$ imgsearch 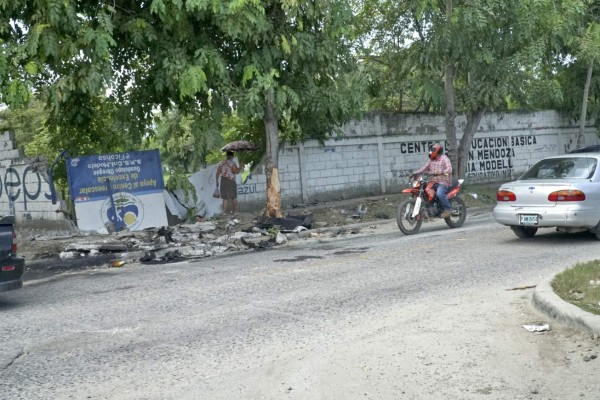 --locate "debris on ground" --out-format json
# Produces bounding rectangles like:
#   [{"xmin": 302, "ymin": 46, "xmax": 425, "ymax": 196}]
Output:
[
  {"xmin": 506, "ymin": 285, "xmax": 537, "ymax": 291},
  {"xmin": 20, "ymin": 212, "xmax": 322, "ymax": 267},
  {"xmin": 19, "ymin": 191, "xmax": 498, "ymax": 269},
  {"xmin": 110, "ymin": 261, "xmax": 126, "ymax": 268},
  {"xmin": 523, "ymin": 323, "xmax": 551, "ymax": 333},
  {"xmin": 339, "ymin": 204, "xmax": 368, "ymax": 219}
]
